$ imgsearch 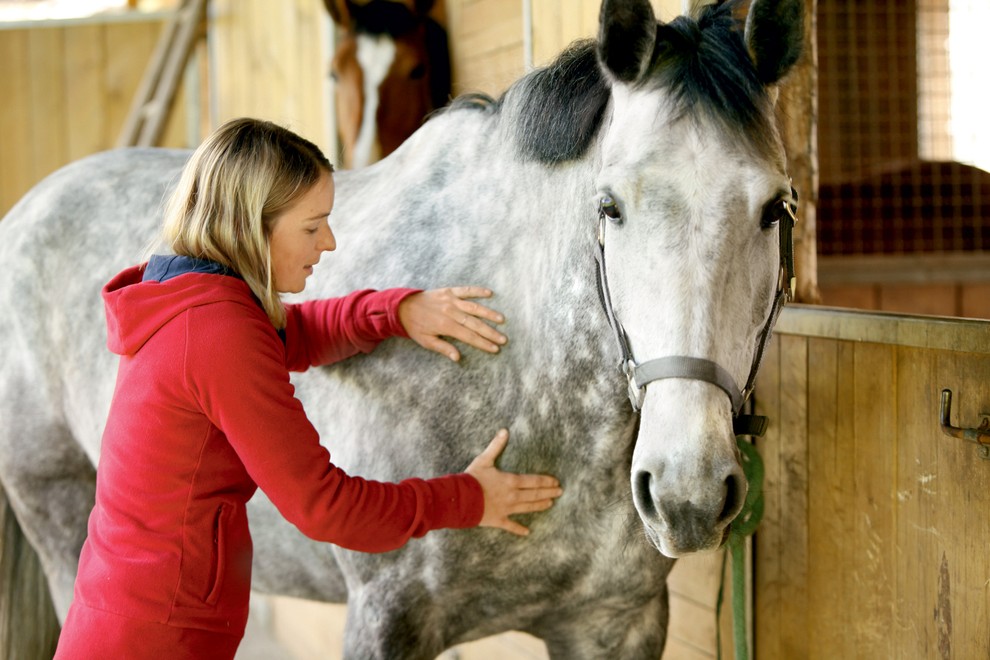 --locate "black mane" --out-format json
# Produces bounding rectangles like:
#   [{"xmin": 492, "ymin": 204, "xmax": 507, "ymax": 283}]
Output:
[{"xmin": 448, "ymin": 2, "xmax": 778, "ymax": 164}]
